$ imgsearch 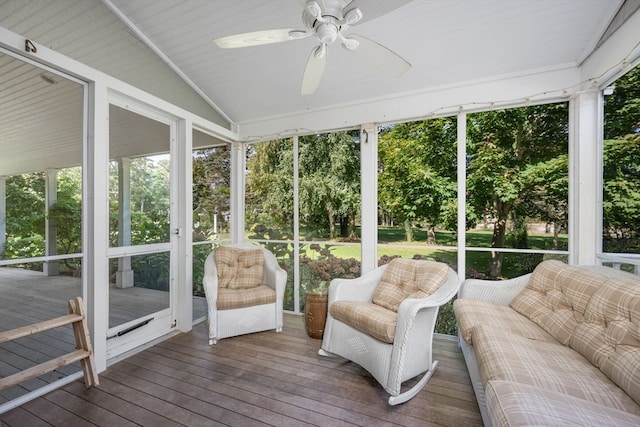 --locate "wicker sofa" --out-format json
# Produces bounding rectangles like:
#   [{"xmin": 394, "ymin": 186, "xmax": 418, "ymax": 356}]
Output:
[{"xmin": 453, "ymin": 260, "xmax": 640, "ymax": 426}]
